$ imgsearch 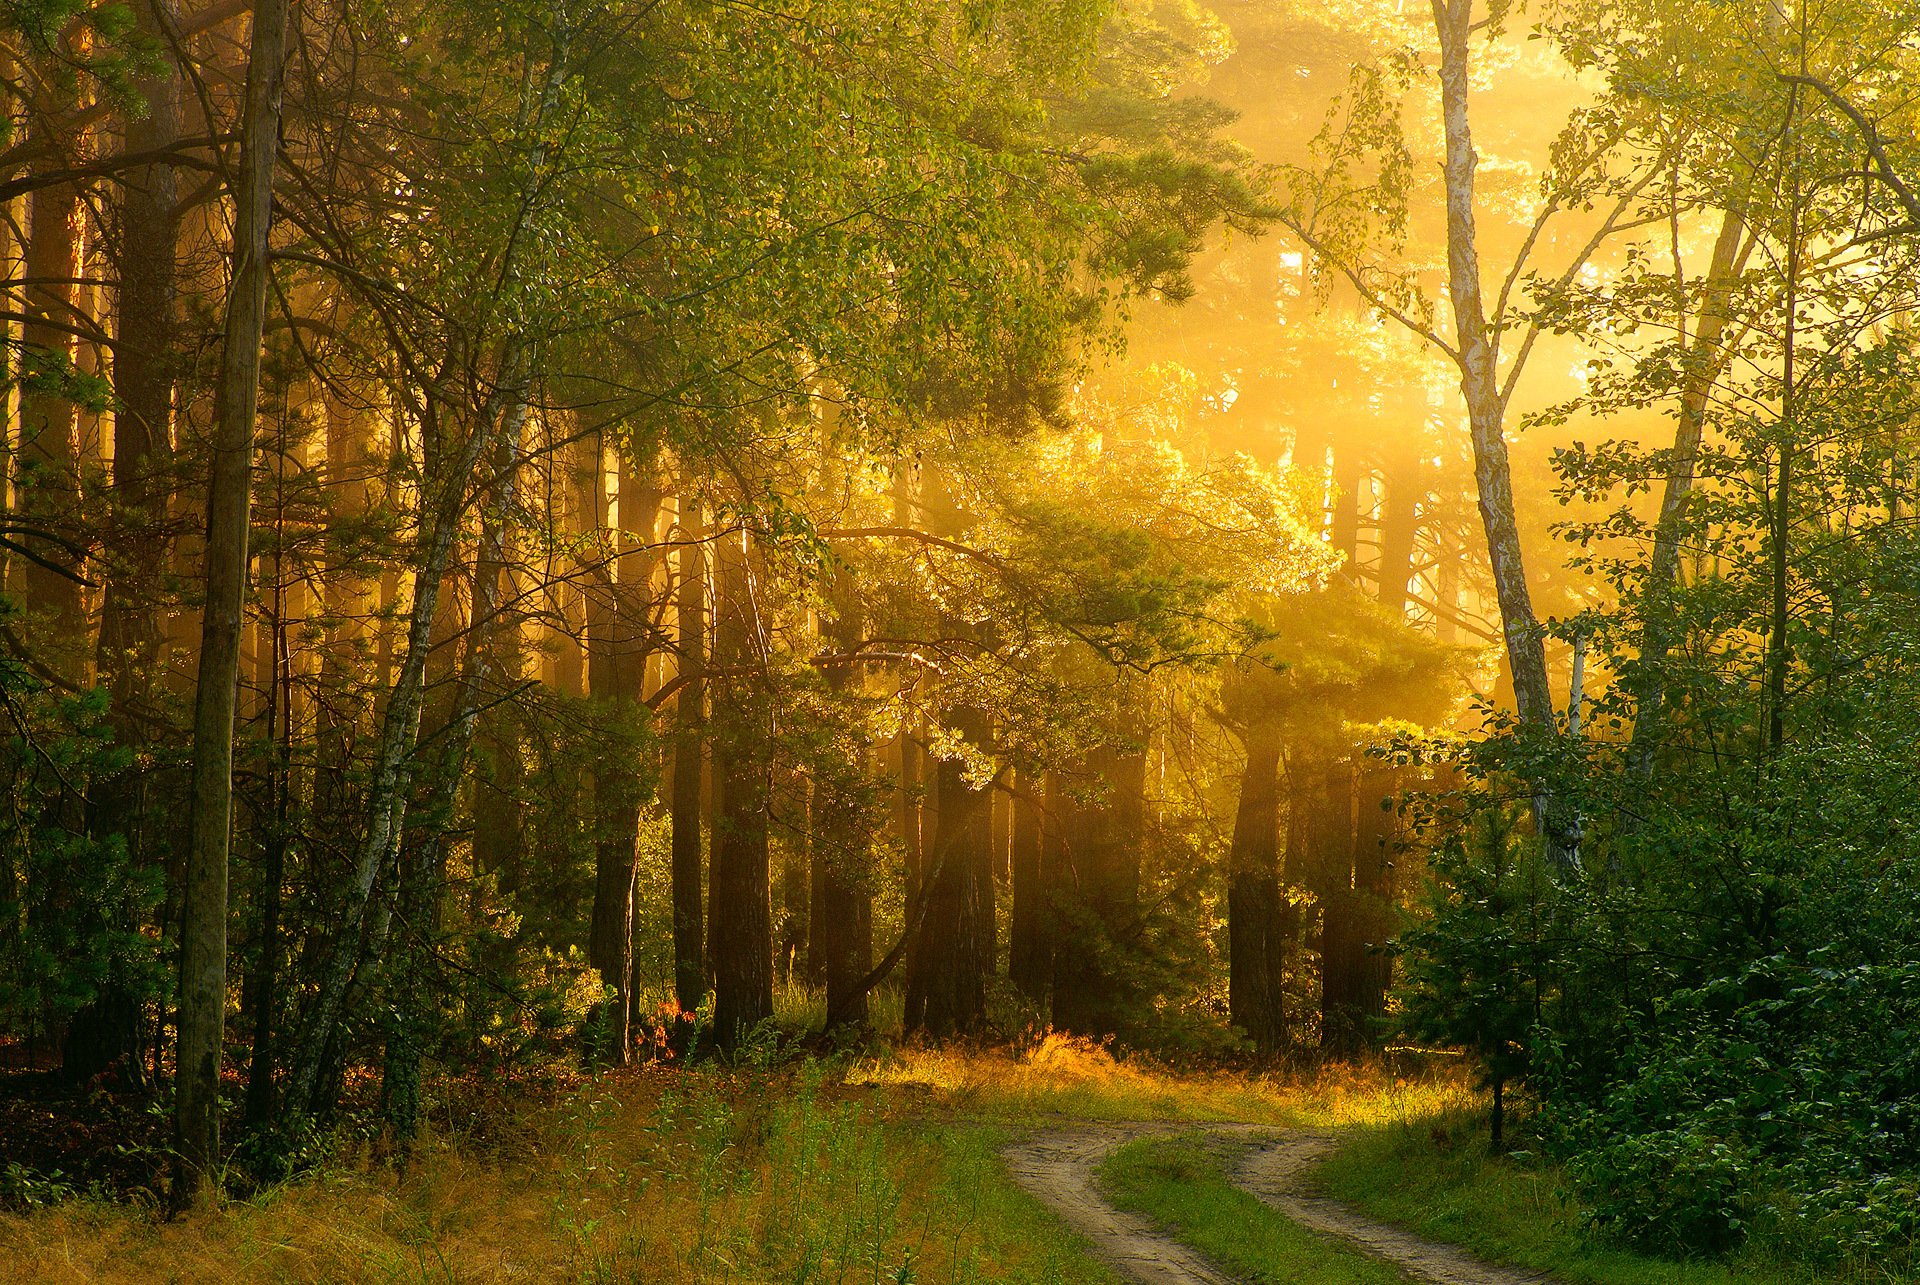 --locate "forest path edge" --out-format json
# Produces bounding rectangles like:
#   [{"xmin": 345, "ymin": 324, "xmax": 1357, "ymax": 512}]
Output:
[
  {"xmin": 1001, "ymin": 1122, "xmax": 1238, "ymax": 1285},
  {"xmin": 1233, "ymin": 1129, "xmax": 1556, "ymax": 1285},
  {"xmin": 1001, "ymin": 1121, "xmax": 1558, "ymax": 1285}
]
